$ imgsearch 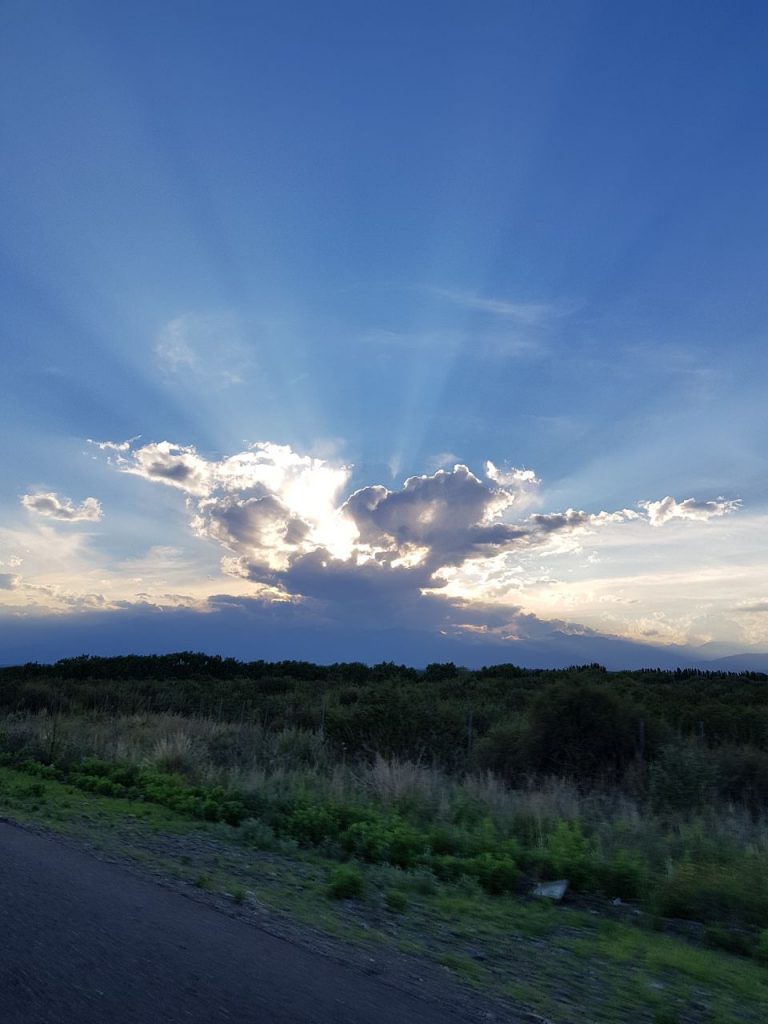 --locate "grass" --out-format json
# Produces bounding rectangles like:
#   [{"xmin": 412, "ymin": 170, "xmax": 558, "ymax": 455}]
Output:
[{"xmin": 435, "ymin": 952, "xmax": 488, "ymax": 987}]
